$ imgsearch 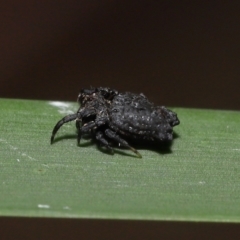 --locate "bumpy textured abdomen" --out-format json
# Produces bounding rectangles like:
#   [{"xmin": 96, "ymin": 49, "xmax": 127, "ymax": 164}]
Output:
[{"xmin": 109, "ymin": 92, "xmax": 178, "ymax": 141}]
